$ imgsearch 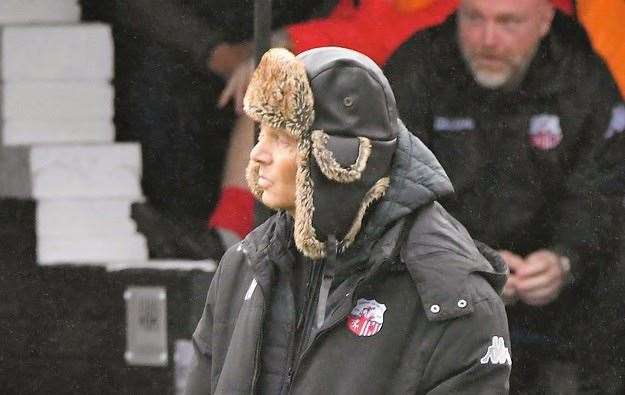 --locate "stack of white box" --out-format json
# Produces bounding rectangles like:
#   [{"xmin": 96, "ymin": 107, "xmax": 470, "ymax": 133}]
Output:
[{"xmin": 0, "ymin": 0, "xmax": 148, "ymax": 264}]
